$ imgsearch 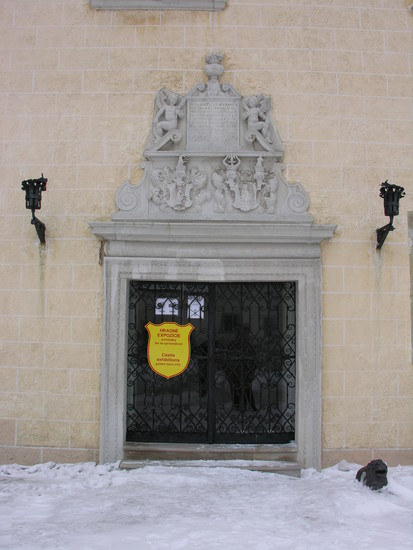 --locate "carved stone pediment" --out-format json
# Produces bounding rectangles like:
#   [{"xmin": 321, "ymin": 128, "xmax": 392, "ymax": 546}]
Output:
[{"xmin": 112, "ymin": 52, "xmax": 311, "ymax": 222}]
